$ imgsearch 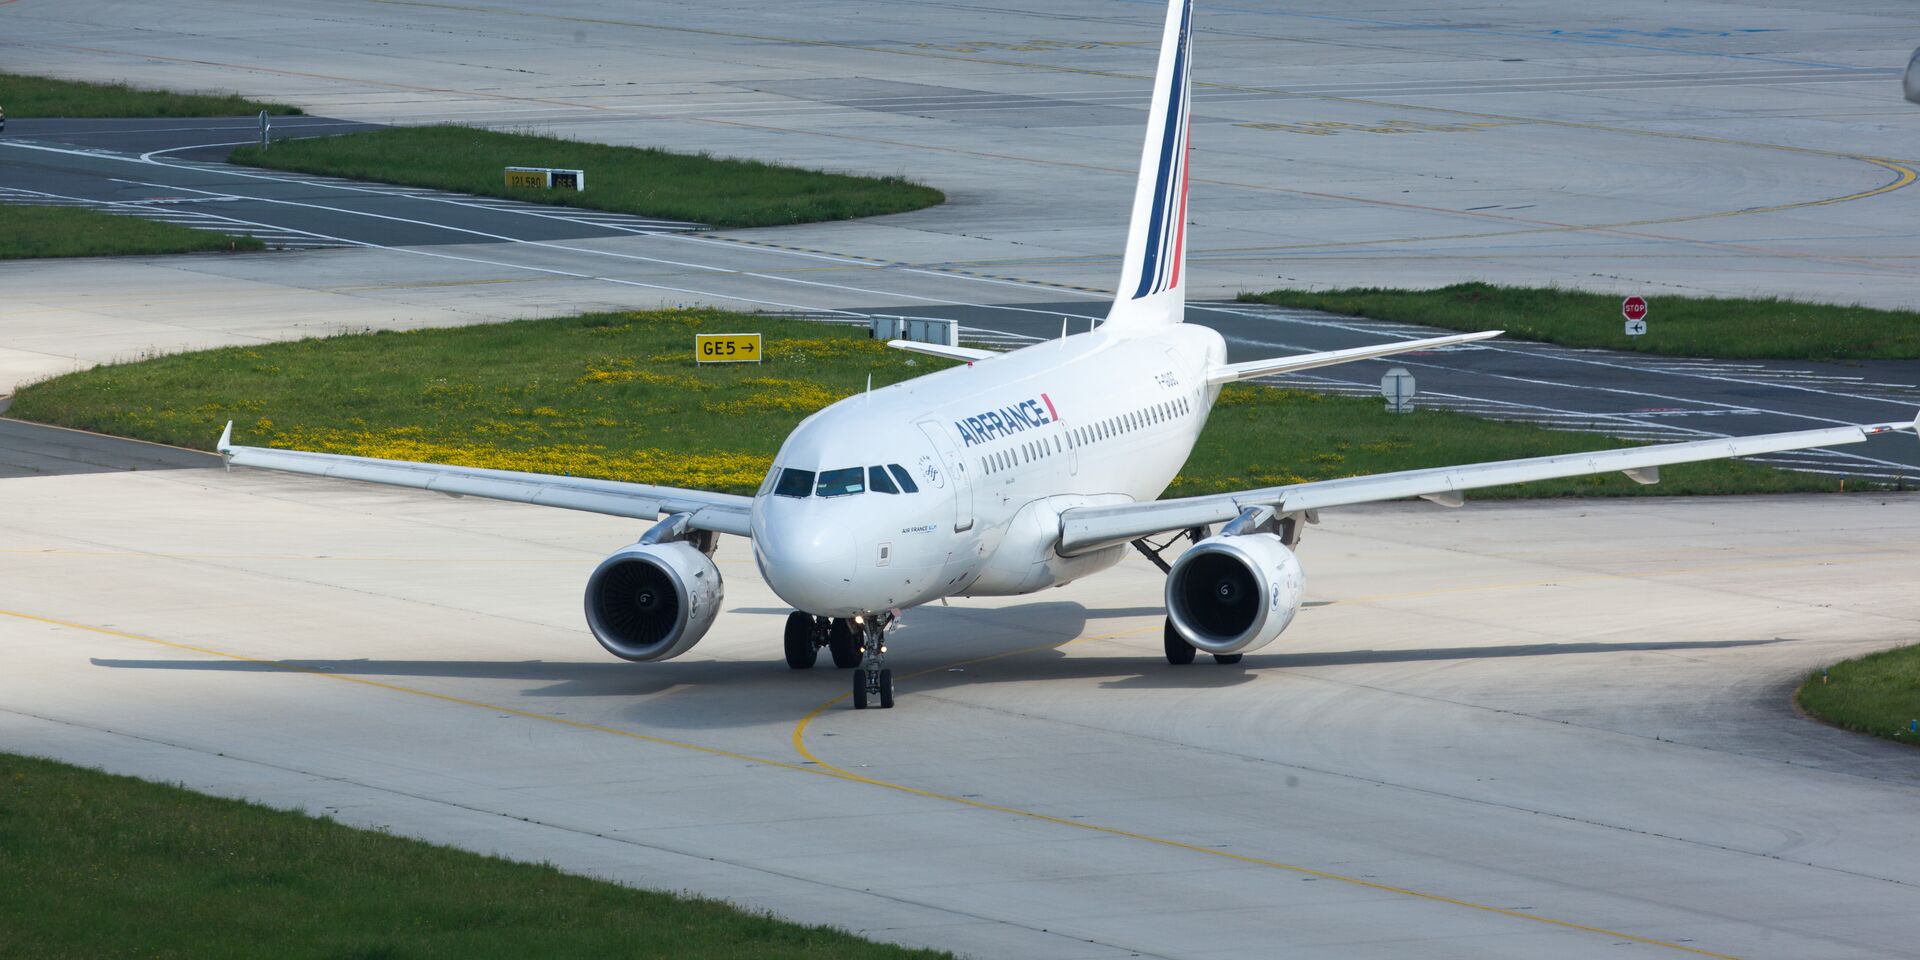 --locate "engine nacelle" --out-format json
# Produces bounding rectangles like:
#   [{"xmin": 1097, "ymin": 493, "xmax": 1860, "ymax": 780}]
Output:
[
  {"xmin": 583, "ymin": 541, "xmax": 722, "ymax": 661},
  {"xmin": 1165, "ymin": 533, "xmax": 1304, "ymax": 656}
]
